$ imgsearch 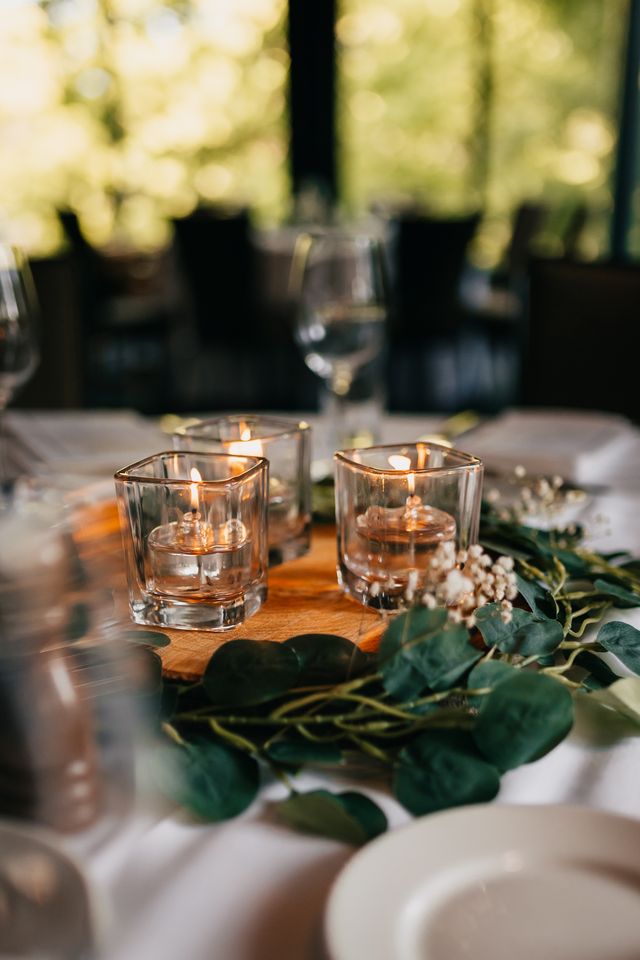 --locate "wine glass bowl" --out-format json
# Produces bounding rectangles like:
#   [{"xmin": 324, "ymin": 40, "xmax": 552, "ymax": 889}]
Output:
[
  {"xmin": 0, "ymin": 245, "xmax": 39, "ymax": 411},
  {"xmin": 291, "ymin": 231, "xmax": 387, "ymax": 450}
]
